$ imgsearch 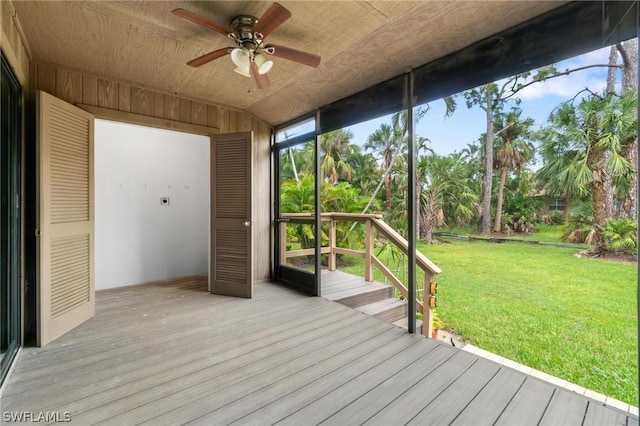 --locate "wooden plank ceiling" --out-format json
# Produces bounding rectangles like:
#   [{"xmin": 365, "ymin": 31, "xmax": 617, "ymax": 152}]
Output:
[{"xmin": 13, "ymin": 1, "xmax": 565, "ymax": 126}]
